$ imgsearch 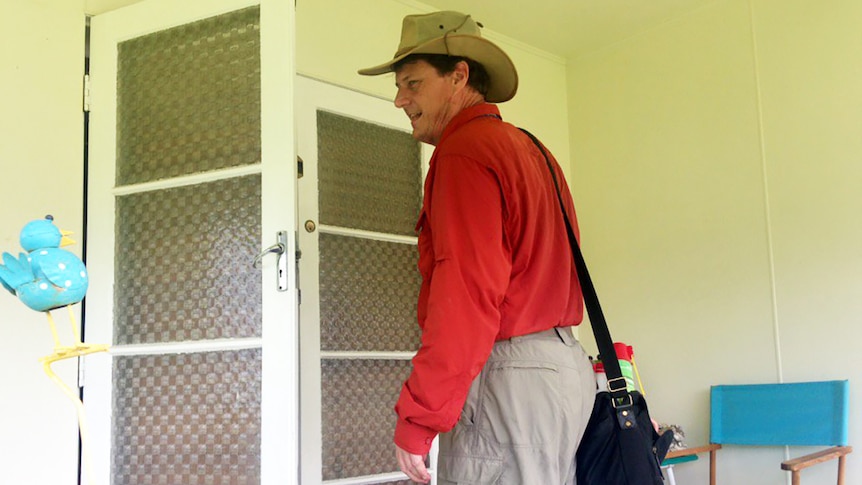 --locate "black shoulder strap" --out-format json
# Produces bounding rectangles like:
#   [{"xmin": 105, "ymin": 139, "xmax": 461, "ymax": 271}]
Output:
[{"xmin": 519, "ymin": 128, "xmax": 629, "ymax": 402}]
